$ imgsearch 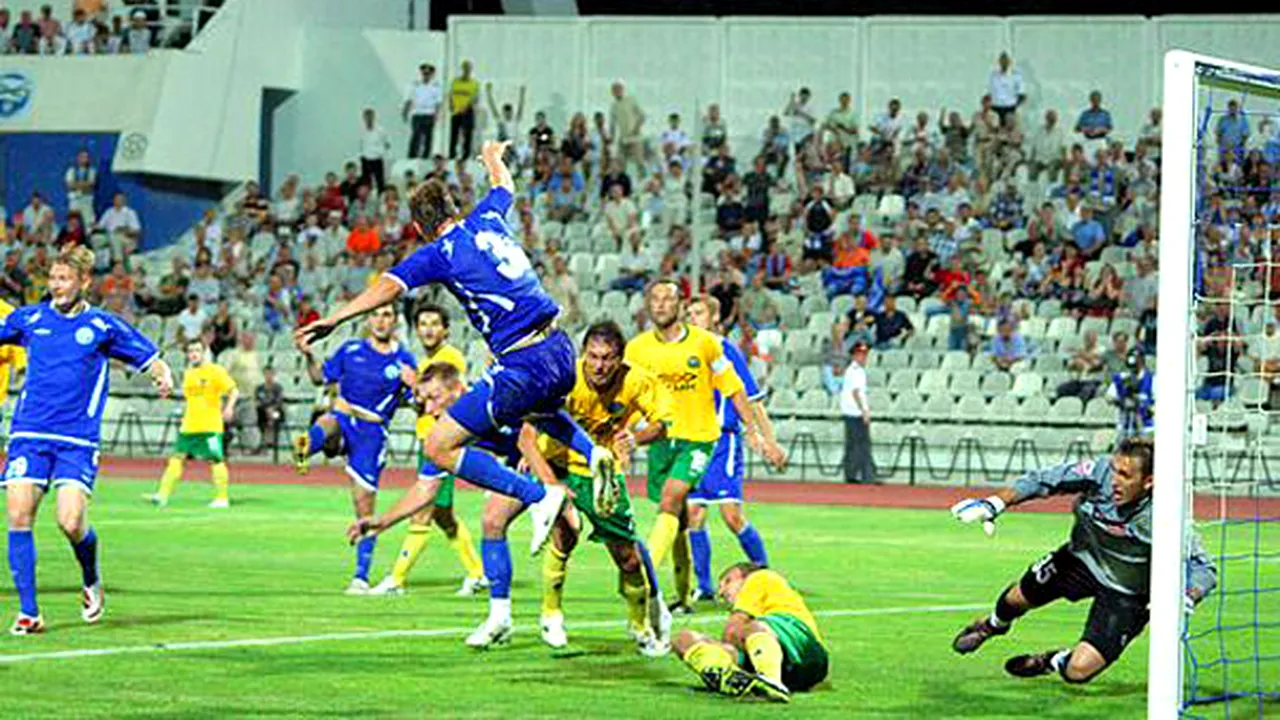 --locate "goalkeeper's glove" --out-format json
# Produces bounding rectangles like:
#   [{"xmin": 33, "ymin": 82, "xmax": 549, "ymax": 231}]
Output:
[{"xmin": 950, "ymin": 496, "xmax": 1007, "ymax": 532}]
